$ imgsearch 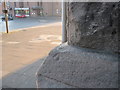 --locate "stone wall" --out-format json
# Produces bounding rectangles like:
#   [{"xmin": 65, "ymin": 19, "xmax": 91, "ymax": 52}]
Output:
[{"xmin": 66, "ymin": 2, "xmax": 119, "ymax": 53}]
